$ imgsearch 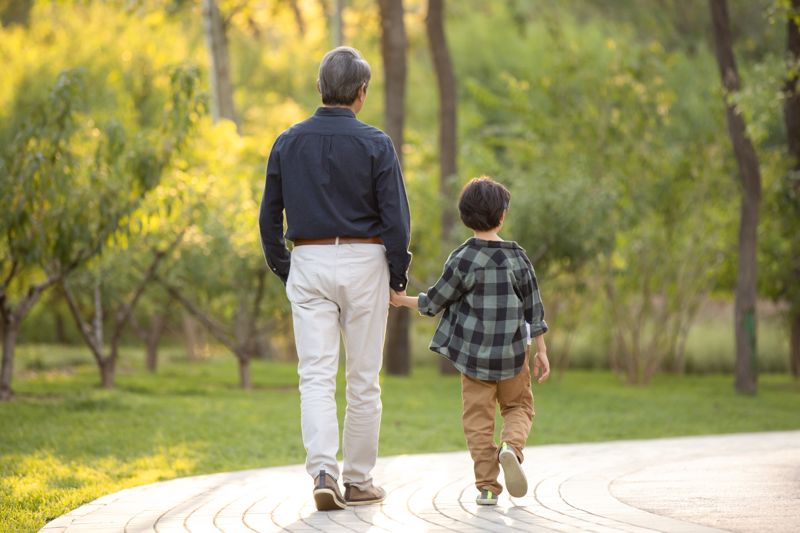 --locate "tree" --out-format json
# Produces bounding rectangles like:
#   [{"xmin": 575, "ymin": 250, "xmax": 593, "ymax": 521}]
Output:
[
  {"xmin": 160, "ymin": 267, "xmax": 271, "ymax": 388},
  {"xmin": 130, "ymin": 293, "xmax": 172, "ymax": 373},
  {"xmin": 426, "ymin": 0, "xmax": 457, "ymax": 244},
  {"xmin": 157, "ymin": 120, "xmax": 289, "ymax": 389},
  {"xmin": 326, "ymin": 0, "xmax": 345, "ymax": 47},
  {"xmin": 378, "ymin": 0, "xmax": 411, "ymax": 375},
  {"xmin": 62, "ymin": 233, "xmax": 184, "ymax": 388},
  {"xmin": 0, "ymin": 0, "xmax": 33, "ymax": 26},
  {"xmin": 426, "ymin": 0, "xmax": 459, "ymax": 374},
  {"xmin": 781, "ymin": 0, "xmax": 800, "ymax": 377},
  {"xmin": 53, "ymin": 64, "xmax": 202, "ymax": 390},
  {"xmin": 0, "ymin": 64, "xmax": 201, "ymax": 399},
  {"xmin": 709, "ymin": 0, "xmax": 762, "ymax": 394},
  {"xmin": 453, "ymin": 4, "xmax": 733, "ymax": 381},
  {"xmin": 203, "ymin": 0, "xmax": 239, "ymax": 131}
]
